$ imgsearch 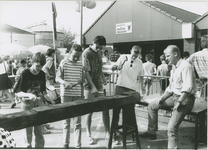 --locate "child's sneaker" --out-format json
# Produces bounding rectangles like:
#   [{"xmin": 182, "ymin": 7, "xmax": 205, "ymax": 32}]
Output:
[{"xmin": 88, "ymin": 136, "xmax": 96, "ymax": 145}]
